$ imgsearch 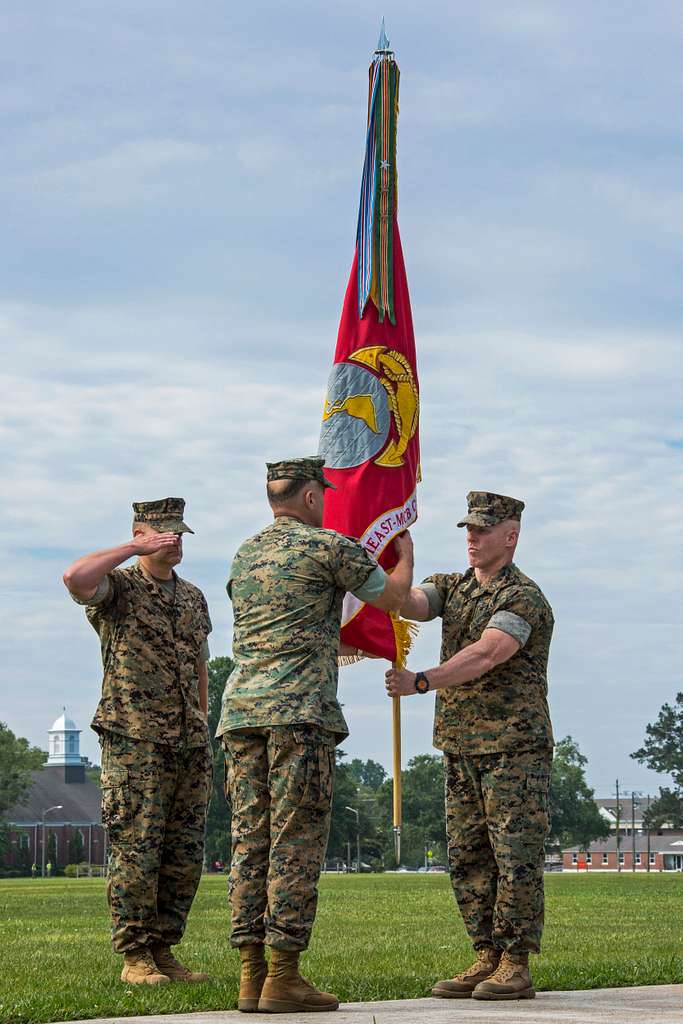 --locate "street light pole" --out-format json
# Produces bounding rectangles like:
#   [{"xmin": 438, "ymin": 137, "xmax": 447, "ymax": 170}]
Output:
[
  {"xmin": 625, "ymin": 790, "xmax": 643, "ymax": 871},
  {"xmin": 614, "ymin": 780, "xmax": 622, "ymax": 872},
  {"xmin": 345, "ymin": 806, "xmax": 360, "ymax": 872},
  {"xmin": 41, "ymin": 805, "xmax": 62, "ymax": 878}
]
